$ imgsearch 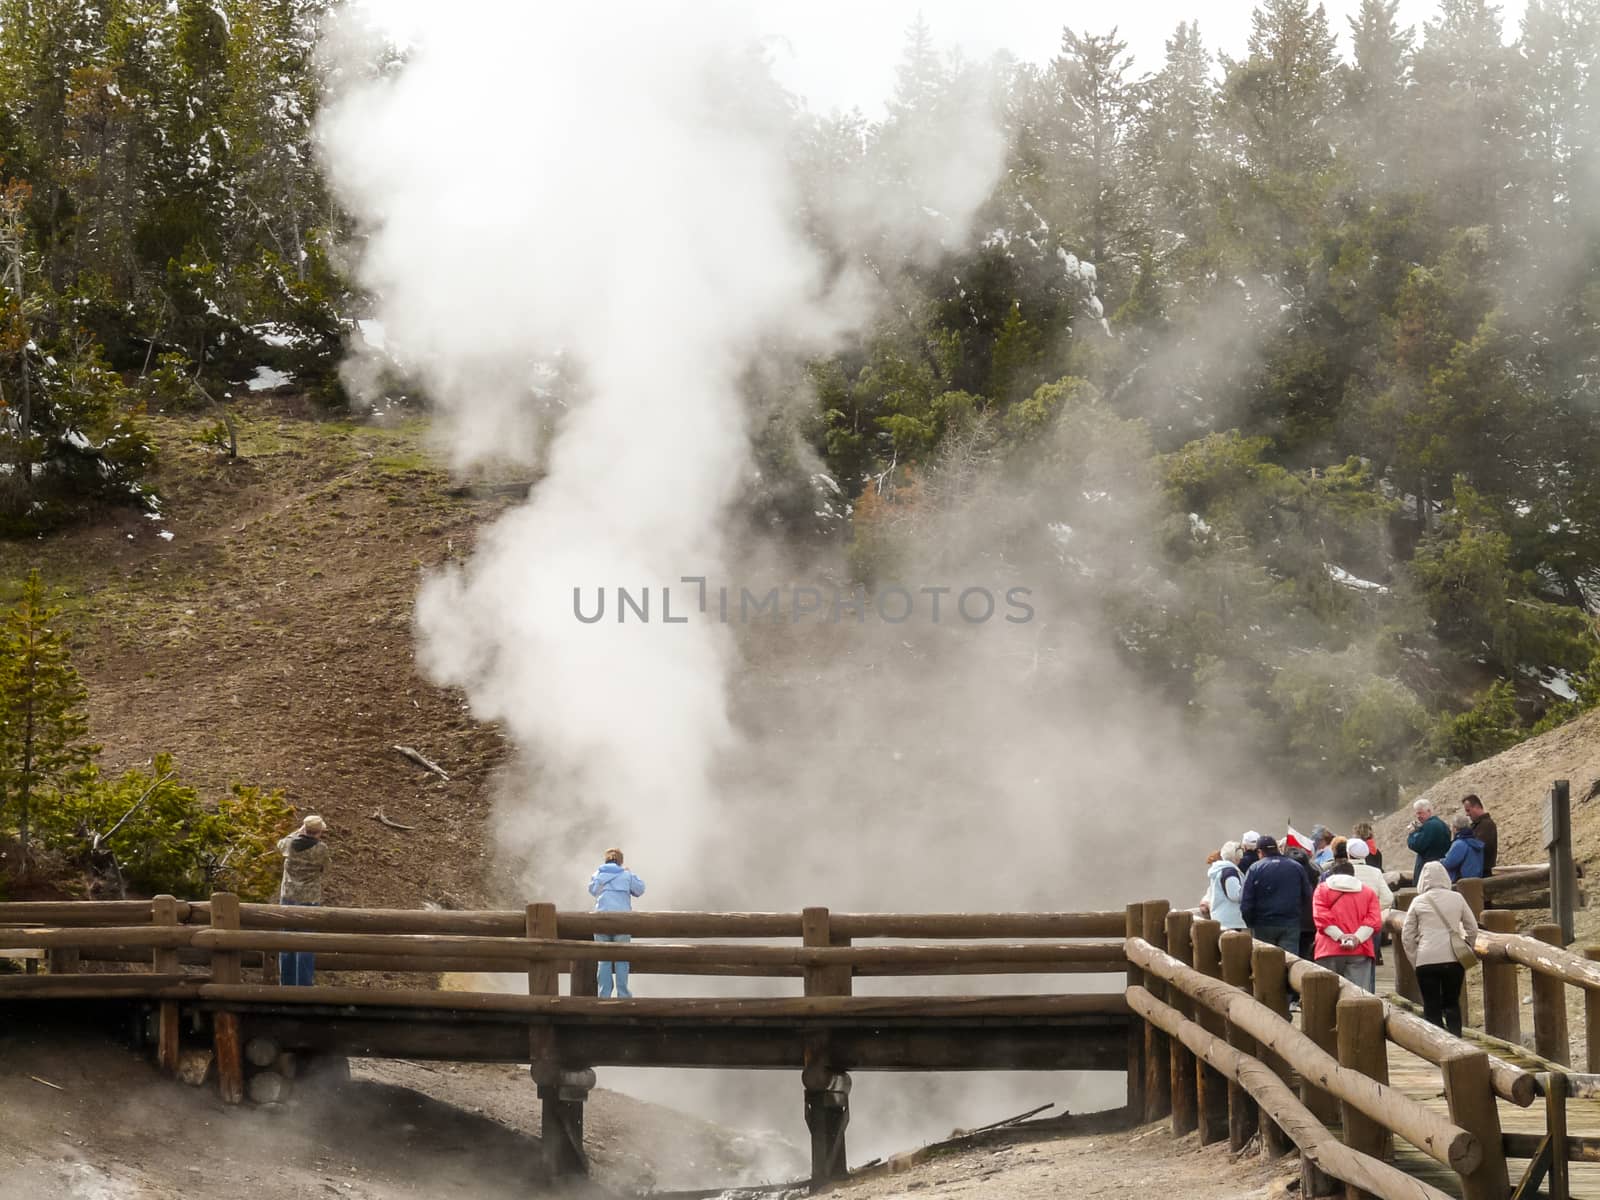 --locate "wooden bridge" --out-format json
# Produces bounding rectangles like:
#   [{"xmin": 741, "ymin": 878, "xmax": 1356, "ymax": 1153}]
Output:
[{"xmin": 4, "ymin": 889, "xmax": 1600, "ymax": 1198}]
